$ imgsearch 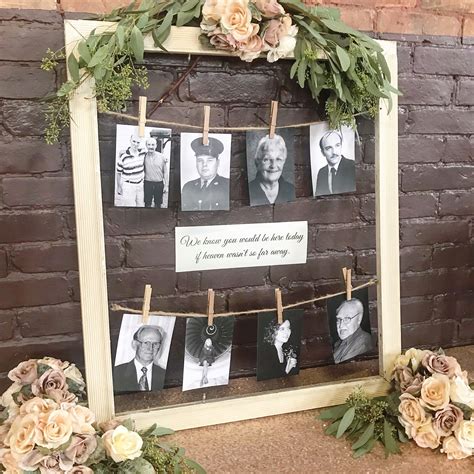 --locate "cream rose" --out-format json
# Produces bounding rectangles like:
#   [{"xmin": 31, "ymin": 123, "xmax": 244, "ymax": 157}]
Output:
[
  {"xmin": 450, "ymin": 375, "xmax": 474, "ymax": 409},
  {"xmin": 262, "ymin": 16, "xmax": 291, "ymax": 48},
  {"xmin": 64, "ymin": 404, "xmax": 96, "ymax": 435},
  {"xmin": 0, "ymin": 423, "xmax": 11, "ymax": 448},
  {"xmin": 433, "ymin": 404, "xmax": 463, "ymax": 437},
  {"xmin": 6, "ymin": 413, "xmax": 37, "ymax": 457},
  {"xmin": 455, "ymin": 420, "xmax": 474, "ymax": 454},
  {"xmin": 394, "ymin": 348, "xmax": 430, "ymax": 372},
  {"xmin": 253, "ymin": 0, "xmax": 285, "ymax": 18},
  {"xmin": 420, "ymin": 373, "xmax": 450, "ymax": 411},
  {"xmin": 441, "ymin": 435, "xmax": 471, "ymax": 460},
  {"xmin": 266, "ymin": 25, "xmax": 297, "ymax": 62},
  {"xmin": 20, "ymin": 397, "xmax": 57, "ymax": 417},
  {"xmin": 413, "ymin": 421, "xmax": 440, "ymax": 449},
  {"xmin": 238, "ymin": 24, "xmax": 263, "ymax": 62},
  {"xmin": 202, "ymin": 0, "xmax": 228, "ymax": 23},
  {"xmin": 35, "ymin": 409, "xmax": 73, "ymax": 449},
  {"xmin": 0, "ymin": 448, "xmax": 21, "ymax": 473},
  {"xmin": 8, "ymin": 360, "xmax": 38, "ymax": 385},
  {"xmin": 0, "ymin": 383, "xmax": 22, "ymax": 409},
  {"xmin": 63, "ymin": 364, "xmax": 85, "ymax": 388},
  {"xmin": 102, "ymin": 425, "xmax": 143, "ymax": 463},
  {"xmin": 398, "ymin": 392, "xmax": 430, "ymax": 438},
  {"xmin": 221, "ymin": 0, "xmax": 254, "ymax": 42},
  {"xmin": 422, "ymin": 353, "xmax": 461, "ymax": 379}
]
